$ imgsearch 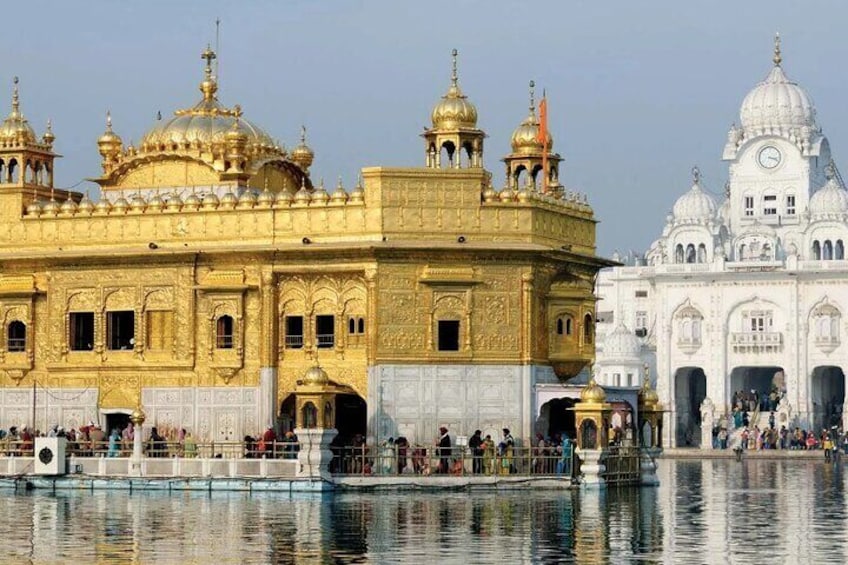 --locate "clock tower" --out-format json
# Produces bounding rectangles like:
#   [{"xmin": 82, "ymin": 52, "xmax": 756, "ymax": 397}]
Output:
[{"xmin": 721, "ymin": 35, "xmax": 830, "ymax": 256}]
